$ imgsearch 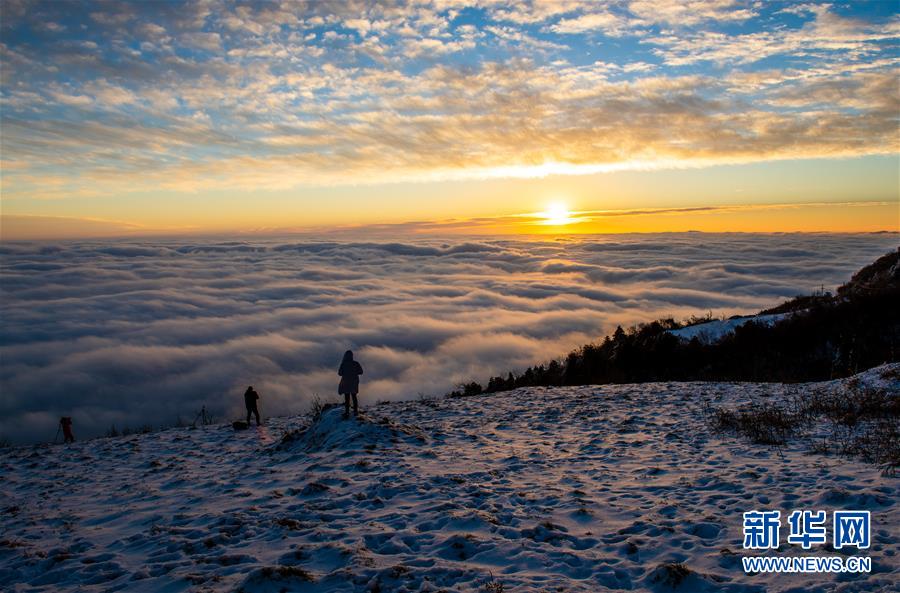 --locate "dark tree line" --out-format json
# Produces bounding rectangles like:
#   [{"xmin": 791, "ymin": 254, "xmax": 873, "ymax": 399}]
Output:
[{"xmin": 449, "ymin": 249, "xmax": 900, "ymax": 397}]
